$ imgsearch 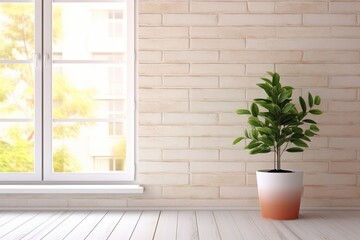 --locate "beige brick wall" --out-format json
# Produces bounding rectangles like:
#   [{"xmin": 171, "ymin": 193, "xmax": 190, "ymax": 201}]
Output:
[
  {"xmin": 3, "ymin": 0, "xmax": 359, "ymax": 209},
  {"xmin": 133, "ymin": 0, "xmax": 360, "ymax": 208}
]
